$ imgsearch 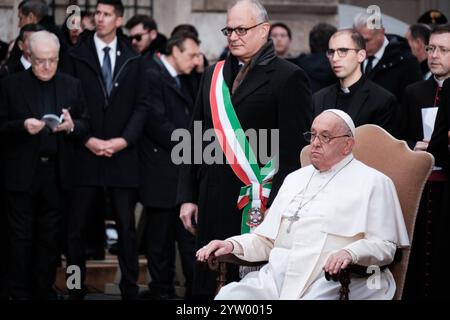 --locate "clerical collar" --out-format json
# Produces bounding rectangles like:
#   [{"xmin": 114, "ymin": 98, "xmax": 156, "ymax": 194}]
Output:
[
  {"xmin": 434, "ymin": 76, "xmax": 445, "ymax": 88},
  {"xmin": 318, "ymin": 153, "xmax": 354, "ymax": 175},
  {"xmin": 339, "ymin": 75, "xmax": 366, "ymax": 95}
]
